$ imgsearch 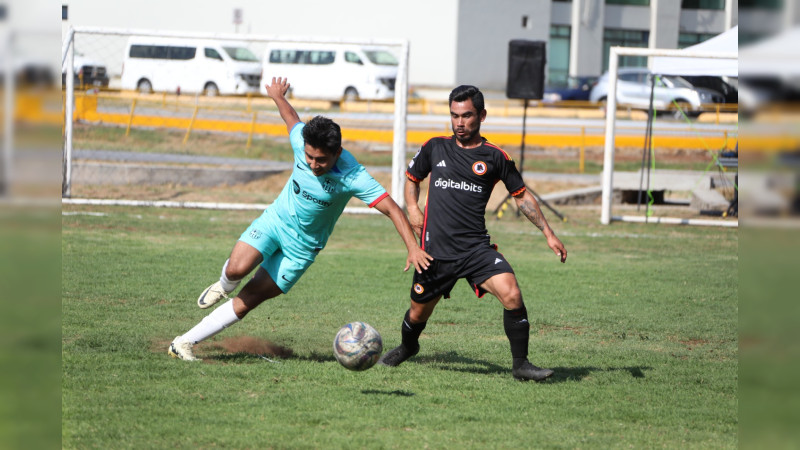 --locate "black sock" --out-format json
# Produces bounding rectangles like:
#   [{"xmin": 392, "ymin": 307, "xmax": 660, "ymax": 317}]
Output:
[
  {"xmin": 504, "ymin": 306, "xmax": 530, "ymax": 369},
  {"xmin": 400, "ymin": 309, "xmax": 426, "ymax": 353}
]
